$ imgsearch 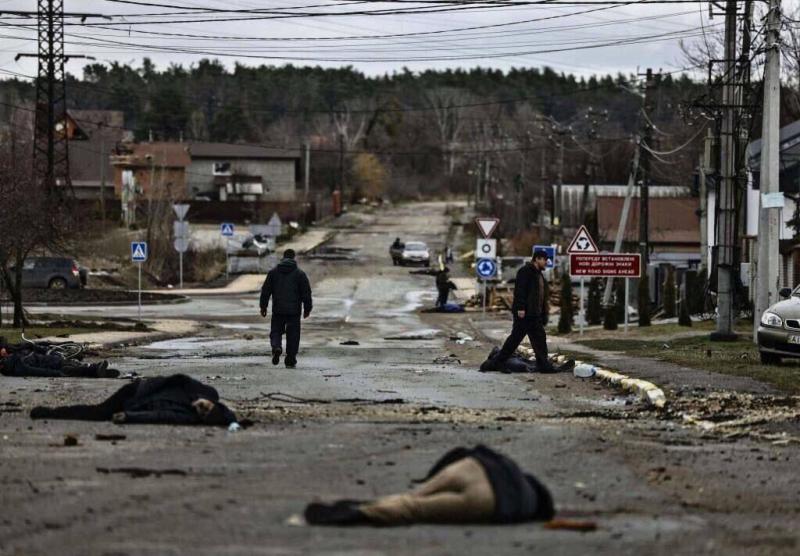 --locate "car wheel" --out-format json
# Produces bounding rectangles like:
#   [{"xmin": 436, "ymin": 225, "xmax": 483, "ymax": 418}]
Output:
[
  {"xmin": 49, "ymin": 277, "xmax": 67, "ymax": 290},
  {"xmin": 760, "ymin": 352, "xmax": 781, "ymax": 365}
]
